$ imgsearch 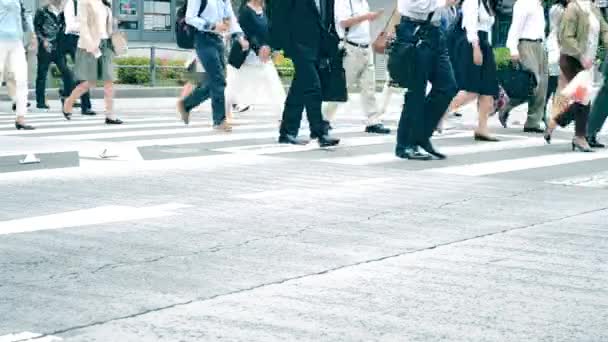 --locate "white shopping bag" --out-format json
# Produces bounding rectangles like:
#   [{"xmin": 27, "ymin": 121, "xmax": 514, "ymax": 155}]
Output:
[{"xmin": 561, "ymin": 69, "xmax": 593, "ymax": 105}]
